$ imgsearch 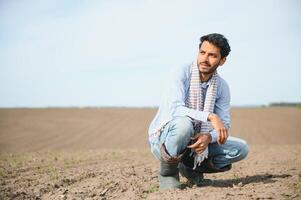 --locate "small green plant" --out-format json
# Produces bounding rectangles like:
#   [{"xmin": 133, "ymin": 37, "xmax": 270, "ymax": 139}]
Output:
[
  {"xmin": 45, "ymin": 165, "xmax": 60, "ymax": 181},
  {"xmin": 147, "ymin": 185, "xmax": 158, "ymax": 193},
  {"xmin": 233, "ymin": 173, "xmax": 240, "ymax": 179},
  {"xmin": 111, "ymin": 151, "xmax": 120, "ymax": 160}
]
